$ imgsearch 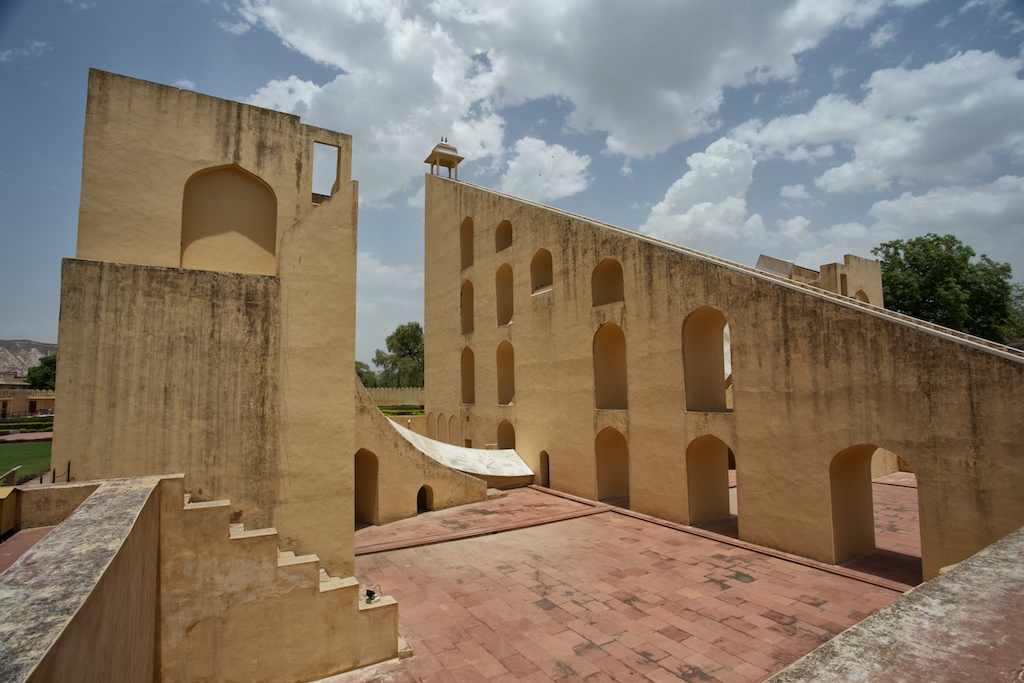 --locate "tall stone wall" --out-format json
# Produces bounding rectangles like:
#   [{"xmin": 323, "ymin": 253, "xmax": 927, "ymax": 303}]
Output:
[
  {"xmin": 424, "ymin": 174, "xmax": 1024, "ymax": 579},
  {"xmin": 54, "ymin": 259, "xmax": 281, "ymax": 528}
]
